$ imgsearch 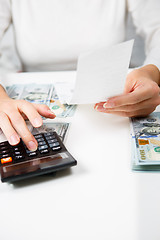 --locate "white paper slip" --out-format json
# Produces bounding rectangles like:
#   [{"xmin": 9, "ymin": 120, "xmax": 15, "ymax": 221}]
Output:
[{"xmin": 55, "ymin": 40, "xmax": 134, "ymax": 104}]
